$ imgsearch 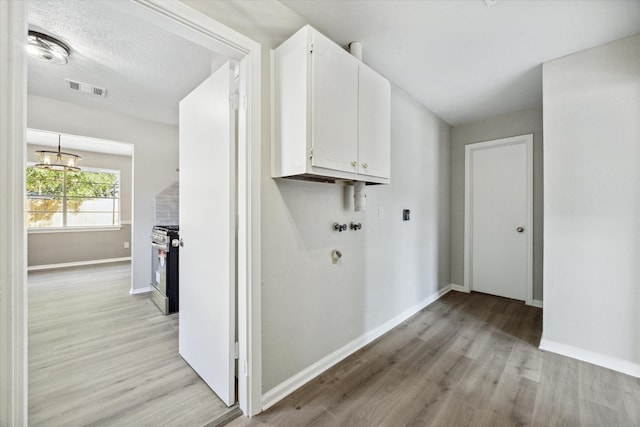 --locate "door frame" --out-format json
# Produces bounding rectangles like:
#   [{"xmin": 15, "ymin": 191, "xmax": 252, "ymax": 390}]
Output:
[
  {"xmin": 463, "ymin": 134, "xmax": 533, "ymax": 305},
  {"xmin": 0, "ymin": 0, "xmax": 263, "ymax": 423},
  {"xmin": 0, "ymin": 2, "xmax": 28, "ymax": 424}
]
